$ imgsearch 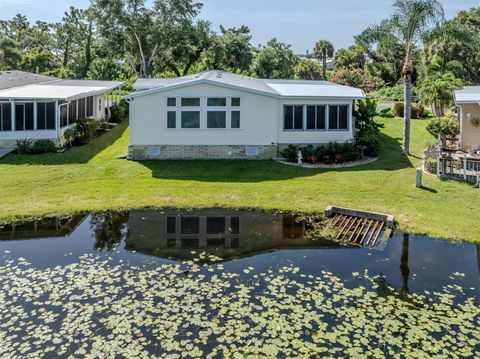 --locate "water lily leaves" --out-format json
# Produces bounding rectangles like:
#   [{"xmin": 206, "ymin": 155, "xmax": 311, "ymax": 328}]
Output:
[{"xmin": 0, "ymin": 254, "xmax": 478, "ymax": 358}]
